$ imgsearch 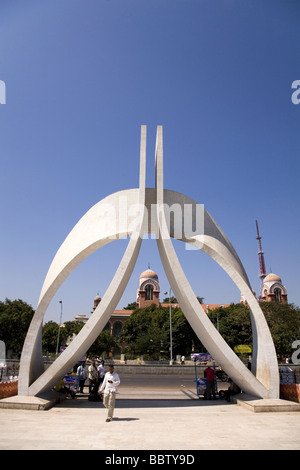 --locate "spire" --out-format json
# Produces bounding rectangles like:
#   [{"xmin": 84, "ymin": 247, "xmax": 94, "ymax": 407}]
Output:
[{"xmin": 255, "ymin": 220, "xmax": 266, "ymax": 286}]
